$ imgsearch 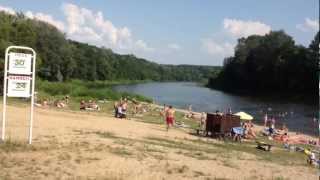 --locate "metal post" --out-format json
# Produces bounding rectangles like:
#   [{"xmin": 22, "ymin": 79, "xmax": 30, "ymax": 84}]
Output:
[
  {"xmin": 1, "ymin": 48, "xmax": 9, "ymax": 141},
  {"xmin": 29, "ymin": 51, "xmax": 36, "ymax": 144}
]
